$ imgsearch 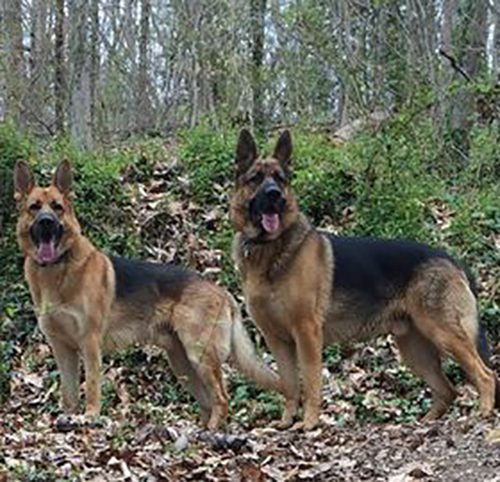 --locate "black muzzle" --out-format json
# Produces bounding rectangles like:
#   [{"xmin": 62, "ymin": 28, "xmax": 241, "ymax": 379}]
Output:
[
  {"xmin": 249, "ymin": 179, "xmax": 286, "ymax": 224},
  {"xmin": 30, "ymin": 212, "xmax": 63, "ymax": 246}
]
